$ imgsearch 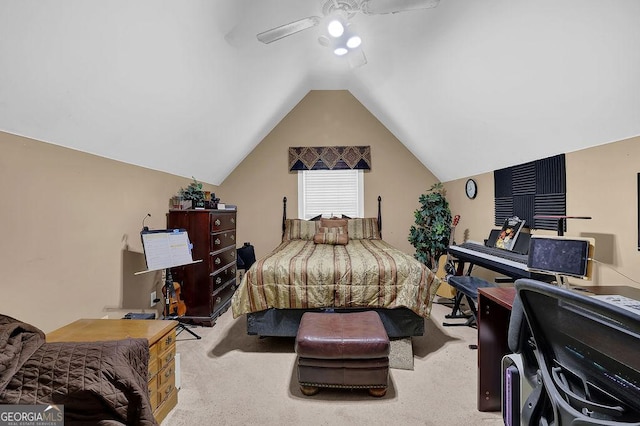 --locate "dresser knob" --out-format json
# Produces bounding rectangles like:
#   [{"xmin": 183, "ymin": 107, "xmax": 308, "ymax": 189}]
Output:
[
  {"xmin": 216, "ymin": 277, "xmax": 222, "ymax": 285},
  {"xmin": 231, "ymin": 218, "xmax": 235, "ymax": 224},
  {"xmin": 231, "ymin": 251, "xmax": 235, "ymax": 258},
  {"xmin": 214, "ymin": 238, "xmax": 220, "ymax": 245},
  {"xmin": 215, "ymin": 219, "xmax": 221, "ymax": 226},
  {"xmin": 216, "ymin": 297, "xmax": 221, "ymax": 304},
  {"xmin": 165, "ymin": 336, "xmax": 173, "ymax": 345},
  {"xmin": 215, "ymin": 258, "xmax": 221, "ymax": 265},
  {"xmin": 230, "ymin": 235, "xmax": 235, "ymax": 240}
]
